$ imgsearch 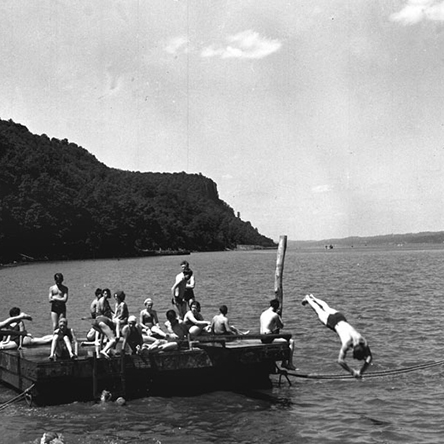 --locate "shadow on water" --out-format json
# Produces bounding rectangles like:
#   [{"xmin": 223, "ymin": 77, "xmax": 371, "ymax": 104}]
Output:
[{"xmin": 232, "ymin": 388, "xmax": 295, "ymax": 409}]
